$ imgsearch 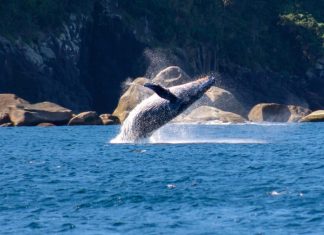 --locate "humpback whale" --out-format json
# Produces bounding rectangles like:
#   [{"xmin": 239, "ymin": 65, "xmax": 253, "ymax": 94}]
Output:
[{"xmin": 113, "ymin": 76, "xmax": 216, "ymax": 142}]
